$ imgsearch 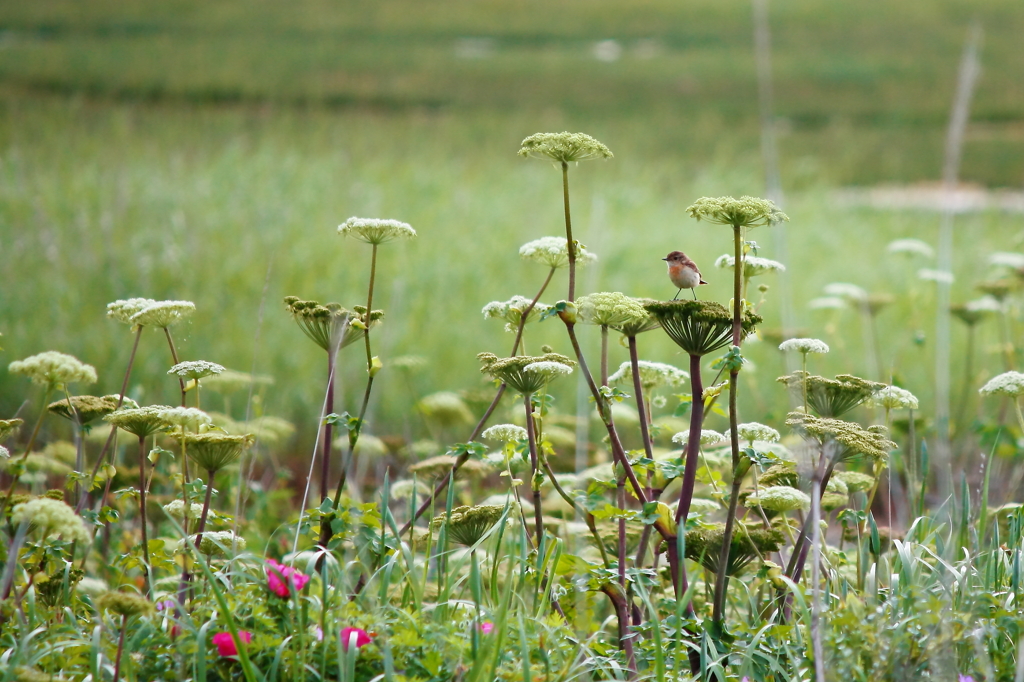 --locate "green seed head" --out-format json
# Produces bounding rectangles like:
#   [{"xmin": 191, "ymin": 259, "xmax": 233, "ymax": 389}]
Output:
[{"xmin": 518, "ymin": 132, "xmax": 612, "ymax": 164}]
